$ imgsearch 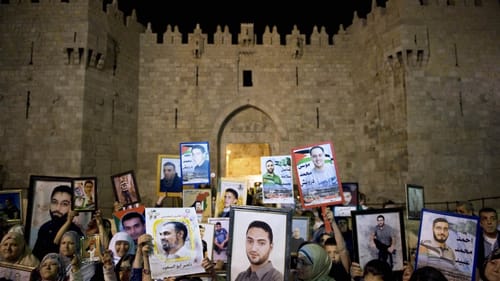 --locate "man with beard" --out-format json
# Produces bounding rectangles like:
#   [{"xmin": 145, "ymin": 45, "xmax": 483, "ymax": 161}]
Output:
[
  {"xmin": 32, "ymin": 185, "xmax": 83, "ymax": 260},
  {"xmin": 370, "ymin": 215, "xmax": 396, "ymax": 268},
  {"xmin": 158, "ymin": 221, "xmax": 192, "ymax": 259},
  {"xmin": 235, "ymin": 220, "xmax": 283, "ymax": 281},
  {"xmin": 418, "ymin": 217, "xmax": 457, "ymax": 270}
]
